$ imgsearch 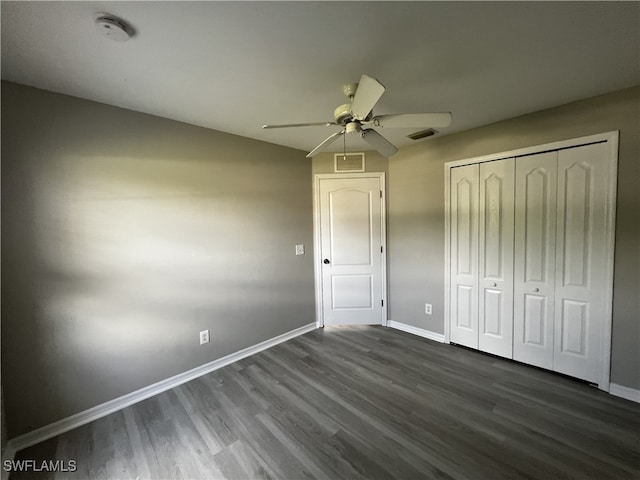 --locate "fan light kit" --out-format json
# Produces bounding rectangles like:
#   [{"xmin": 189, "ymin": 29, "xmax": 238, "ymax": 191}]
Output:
[
  {"xmin": 94, "ymin": 14, "xmax": 133, "ymax": 41},
  {"xmin": 262, "ymin": 74, "xmax": 452, "ymax": 158}
]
